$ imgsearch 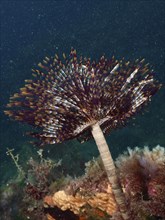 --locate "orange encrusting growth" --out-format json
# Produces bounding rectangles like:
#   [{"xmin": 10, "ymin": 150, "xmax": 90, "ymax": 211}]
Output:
[{"xmin": 44, "ymin": 187, "xmax": 117, "ymax": 218}]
